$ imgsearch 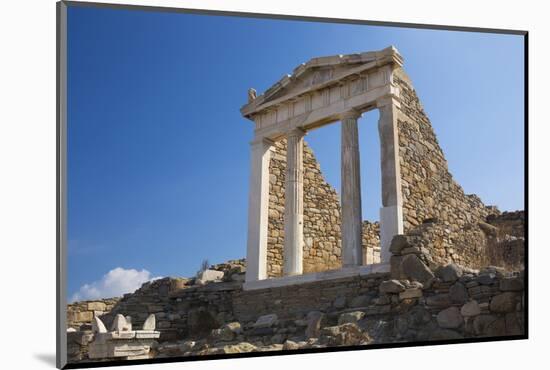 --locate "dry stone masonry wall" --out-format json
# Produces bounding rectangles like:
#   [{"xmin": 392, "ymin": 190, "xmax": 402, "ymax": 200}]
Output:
[
  {"xmin": 67, "ymin": 253, "xmax": 524, "ymax": 363},
  {"xmin": 394, "ymin": 68, "xmax": 504, "ymax": 268},
  {"xmin": 267, "ymin": 140, "xmax": 380, "ymax": 277}
]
